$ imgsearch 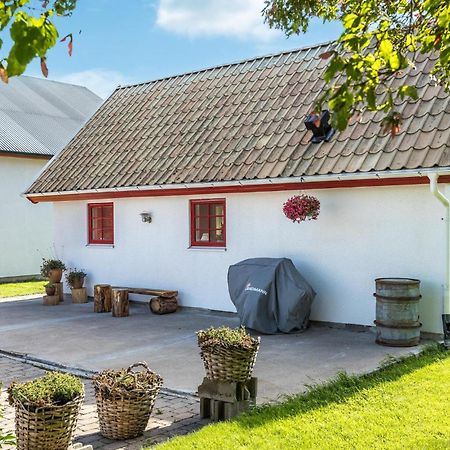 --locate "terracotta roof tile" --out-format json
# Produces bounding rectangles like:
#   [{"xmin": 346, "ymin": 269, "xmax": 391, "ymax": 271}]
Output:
[{"xmin": 26, "ymin": 42, "xmax": 450, "ymax": 194}]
